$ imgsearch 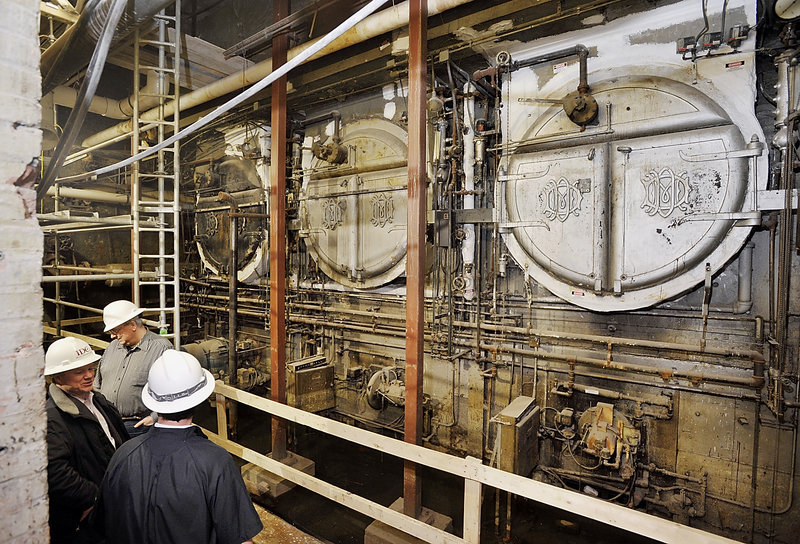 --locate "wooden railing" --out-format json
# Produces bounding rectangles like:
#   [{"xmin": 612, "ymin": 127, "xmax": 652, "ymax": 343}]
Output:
[{"xmin": 202, "ymin": 381, "xmax": 741, "ymax": 544}]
